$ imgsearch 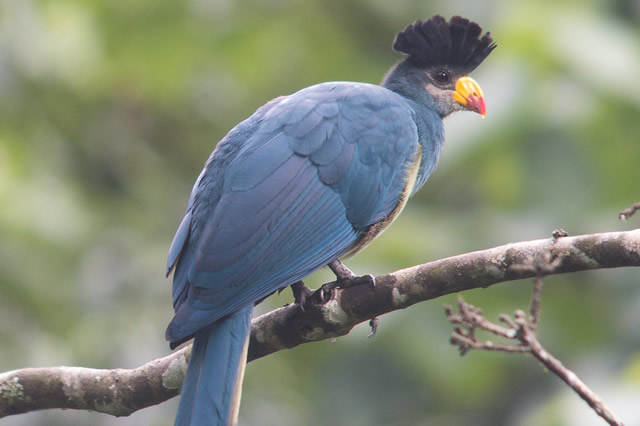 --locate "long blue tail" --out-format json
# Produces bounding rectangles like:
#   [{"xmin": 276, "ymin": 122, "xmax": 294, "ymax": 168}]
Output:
[{"xmin": 175, "ymin": 305, "xmax": 253, "ymax": 426}]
